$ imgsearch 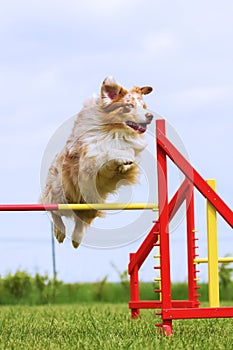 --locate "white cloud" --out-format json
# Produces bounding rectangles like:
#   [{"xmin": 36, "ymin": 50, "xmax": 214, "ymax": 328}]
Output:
[
  {"xmin": 143, "ymin": 32, "xmax": 179, "ymax": 55},
  {"xmin": 0, "ymin": 0, "xmax": 138, "ymax": 29},
  {"xmin": 168, "ymin": 85, "xmax": 233, "ymax": 110},
  {"xmin": 180, "ymin": 0, "xmax": 233, "ymax": 37}
]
